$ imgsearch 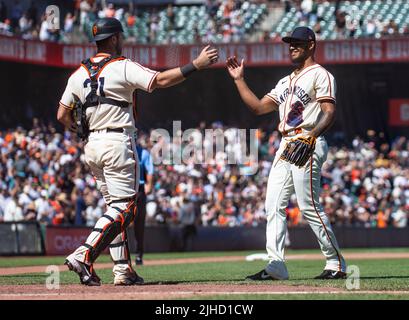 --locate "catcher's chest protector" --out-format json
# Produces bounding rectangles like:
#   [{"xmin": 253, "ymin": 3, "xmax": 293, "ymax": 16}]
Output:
[{"xmin": 81, "ymin": 56, "xmax": 129, "ymax": 109}]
